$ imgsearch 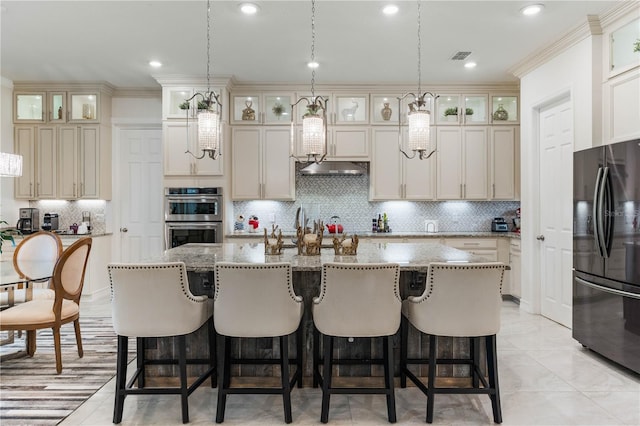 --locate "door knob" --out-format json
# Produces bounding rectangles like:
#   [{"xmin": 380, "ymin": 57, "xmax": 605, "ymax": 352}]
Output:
[
  {"xmin": 536, "ymin": 234, "xmax": 545, "ymax": 241},
  {"xmin": 120, "ymin": 227, "xmax": 128, "ymax": 233}
]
